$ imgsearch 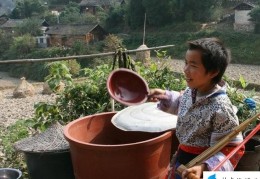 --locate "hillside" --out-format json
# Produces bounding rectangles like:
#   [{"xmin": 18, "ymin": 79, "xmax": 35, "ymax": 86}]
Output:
[{"xmin": 122, "ymin": 21, "xmax": 260, "ymax": 65}]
